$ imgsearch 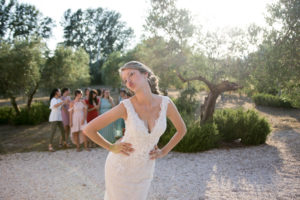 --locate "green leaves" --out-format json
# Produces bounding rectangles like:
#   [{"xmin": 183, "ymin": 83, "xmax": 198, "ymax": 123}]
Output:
[
  {"xmin": 145, "ymin": 0, "xmax": 195, "ymax": 45},
  {"xmin": 42, "ymin": 46, "xmax": 90, "ymax": 90},
  {"xmin": 0, "ymin": 39, "xmax": 45, "ymax": 97},
  {"xmin": 61, "ymin": 7, "xmax": 133, "ymax": 62},
  {"xmin": 214, "ymin": 108, "xmax": 271, "ymax": 145},
  {"xmin": 0, "ymin": 0, "xmax": 54, "ymax": 41}
]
